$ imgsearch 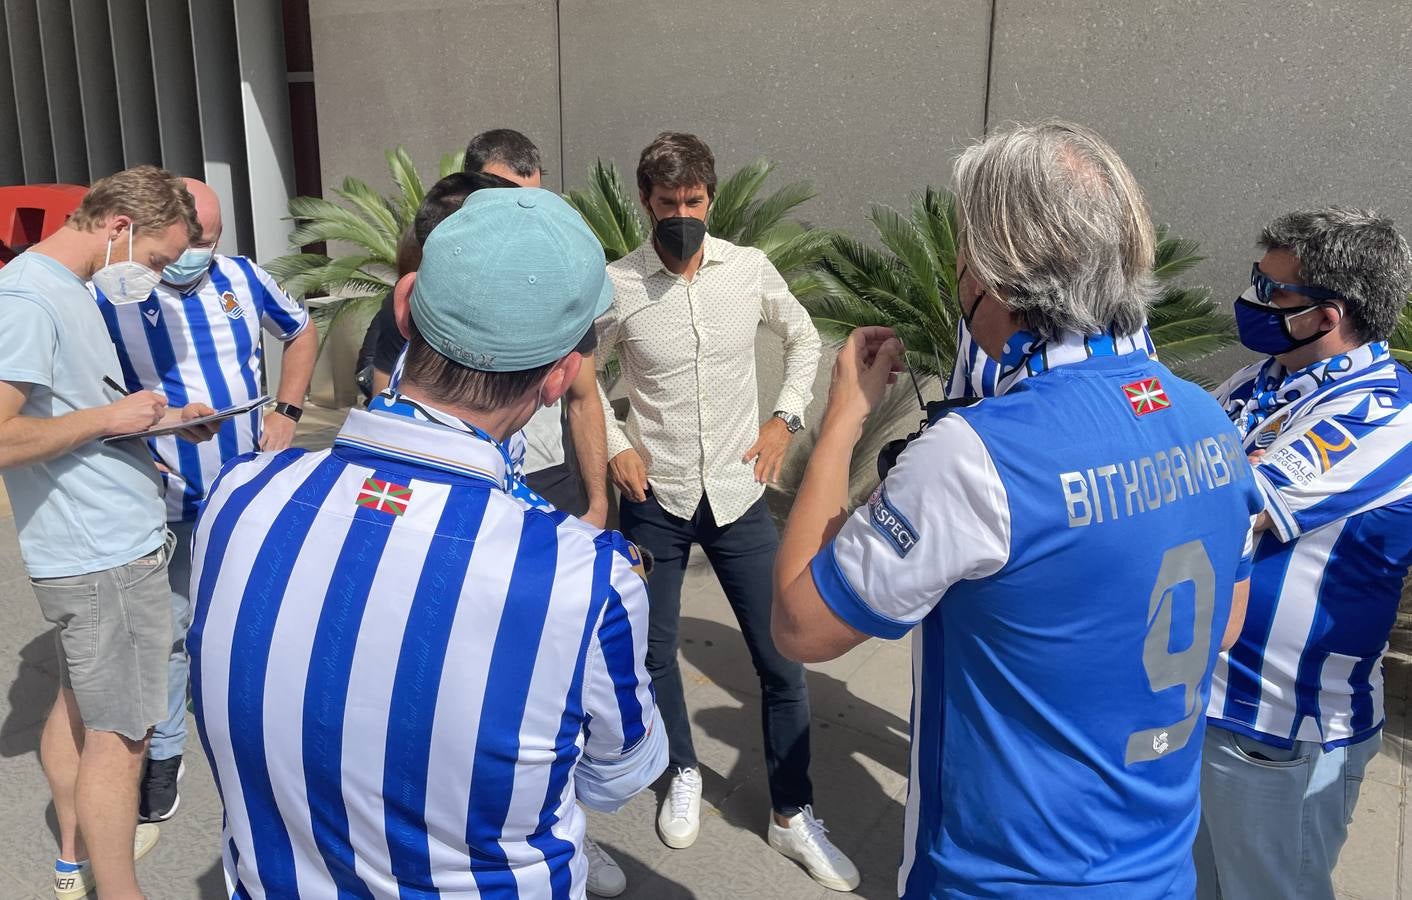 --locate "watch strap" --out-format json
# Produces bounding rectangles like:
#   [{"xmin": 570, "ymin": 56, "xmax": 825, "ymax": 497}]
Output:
[
  {"xmin": 773, "ymin": 410, "xmax": 803, "ymax": 433},
  {"xmin": 273, "ymin": 401, "xmax": 304, "ymax": 423}
]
